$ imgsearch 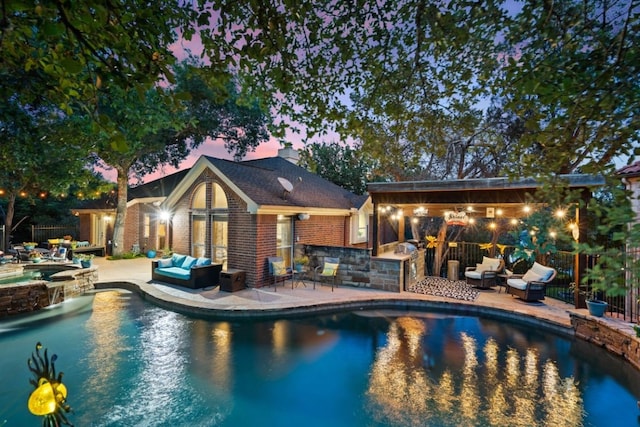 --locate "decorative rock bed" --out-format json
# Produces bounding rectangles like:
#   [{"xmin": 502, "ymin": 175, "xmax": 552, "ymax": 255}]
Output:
[{"xmin": 0, "ymin": 264, "xmax": 98, "ymax": 318}]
